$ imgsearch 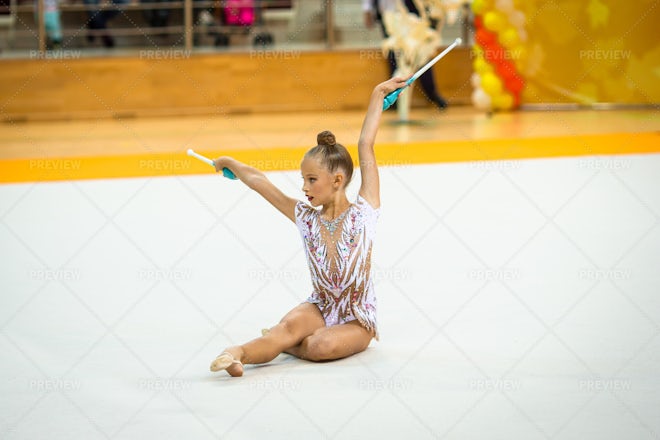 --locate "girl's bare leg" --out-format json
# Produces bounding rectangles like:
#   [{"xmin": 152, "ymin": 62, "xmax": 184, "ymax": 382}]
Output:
[
  {"xmin": 214, "ymin": 303, "xmax": 325, "ymax": 377},
  {"xmin": 285, "ymin": 320, "xmax": 373, "ymax": 361}
]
